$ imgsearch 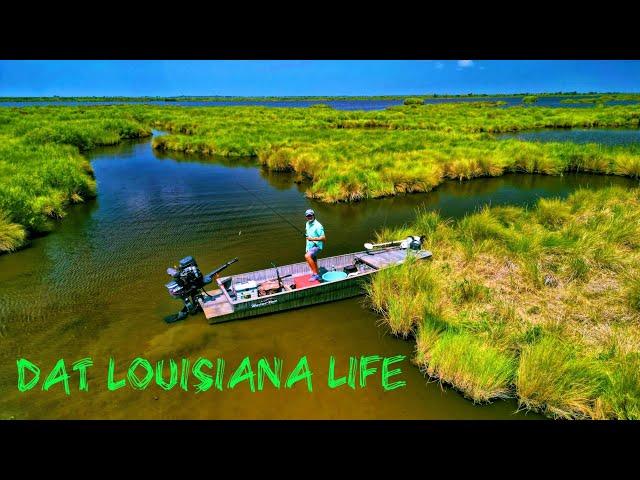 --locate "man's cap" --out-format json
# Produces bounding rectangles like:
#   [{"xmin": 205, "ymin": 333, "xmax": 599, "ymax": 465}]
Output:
[{"xmin": 305, "ymin": 209, "xmax": 315, "ymax": 216}]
